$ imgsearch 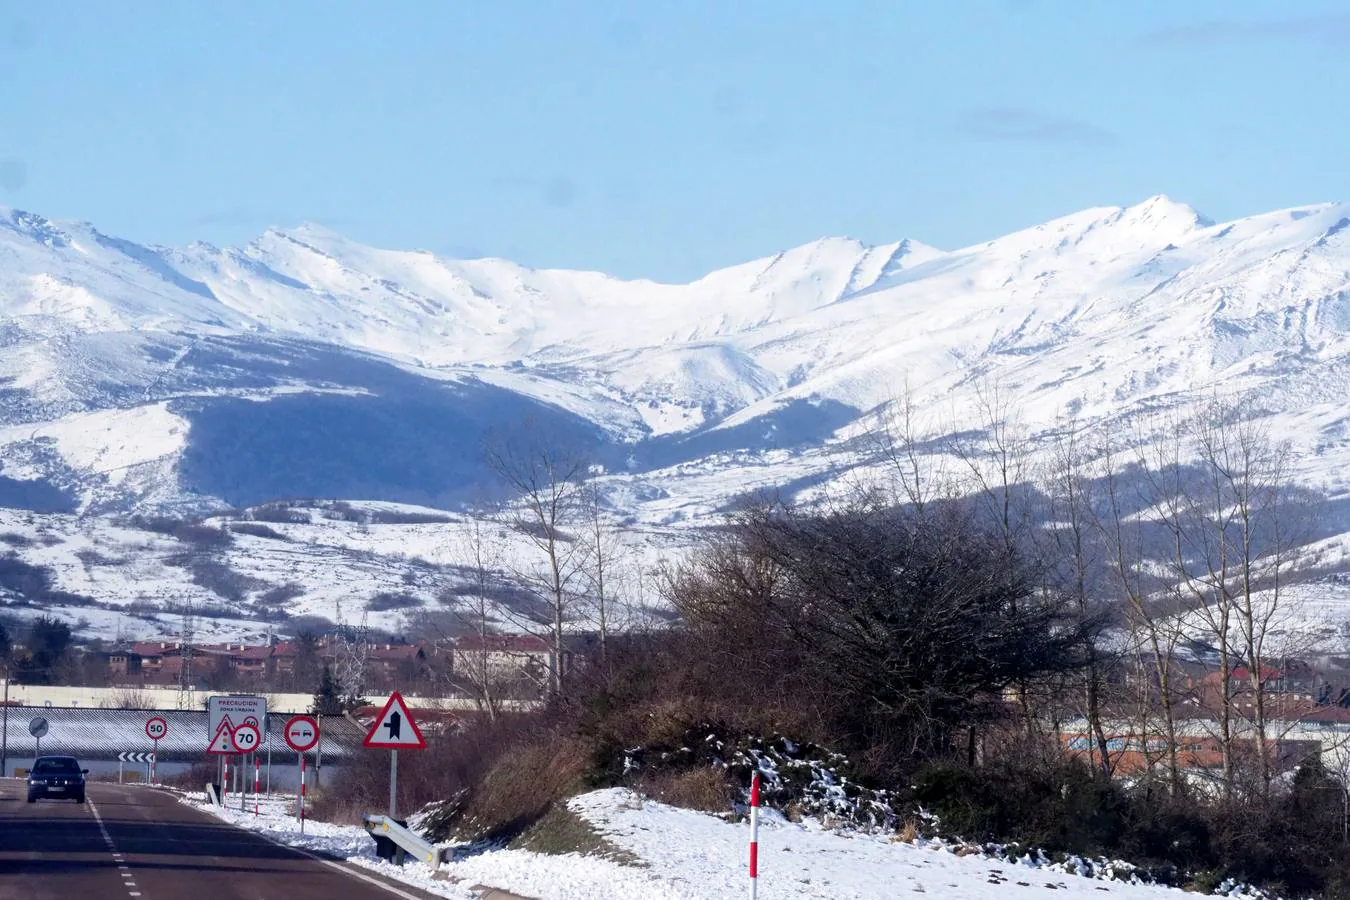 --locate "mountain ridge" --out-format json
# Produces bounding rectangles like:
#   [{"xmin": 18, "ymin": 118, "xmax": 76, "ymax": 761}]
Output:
[{"xmin": 2, "ymin": 195, "xmax": 1350, "ymax": 518}]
